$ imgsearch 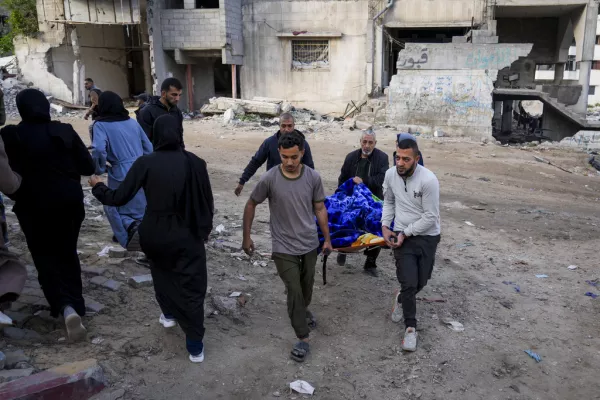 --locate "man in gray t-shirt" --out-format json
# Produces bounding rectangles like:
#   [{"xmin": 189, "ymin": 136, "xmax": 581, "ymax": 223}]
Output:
[{"xmin": 243, "ymin": 131, "xmax": 332, "ymax": 363}]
